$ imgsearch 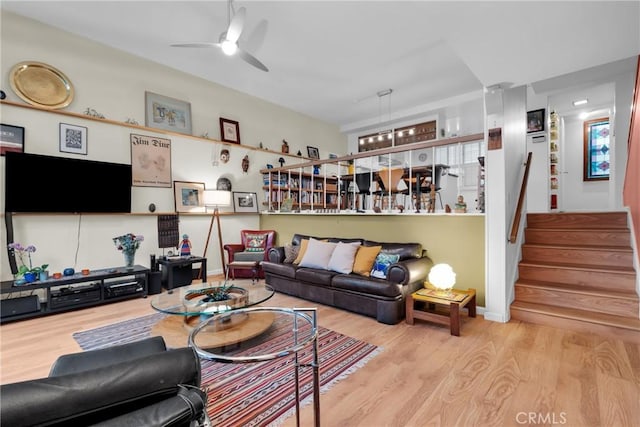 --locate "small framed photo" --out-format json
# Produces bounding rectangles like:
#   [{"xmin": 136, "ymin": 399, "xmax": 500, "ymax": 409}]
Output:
[
  {"xmin": 307, "ymin": 146, "xmax": 320, "ymax": 159},
  {"xmin": 59, "ymin": 123, "xmax": 88, "ymax": 155},
  {"xmin": 0, "ymin": 124, "xmax": 25, "ymax": 156},
  {"xmin": 174, "ymin": 181, "xmax": 205, "ymax": 213},
  {"xmin": 232, "ymin": 191, "xmax": 259, "ymax": 213},
  {"xmin": 219, "ymin": 118, "xmax": 241, "ymax": 144},
  {"xmin": 145, "ymin": 91, "xmax": 192, "ymax": 135},
  {"xmin": 527, "ymin": 109, "xmax": 545, "ymax": 133}
]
